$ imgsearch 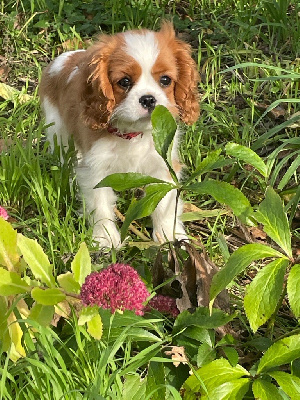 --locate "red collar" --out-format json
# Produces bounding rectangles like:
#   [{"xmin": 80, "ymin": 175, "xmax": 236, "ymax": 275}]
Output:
[{"xmin": 107, "ymin": 125, "xmax": 143, "ymax": 140}]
